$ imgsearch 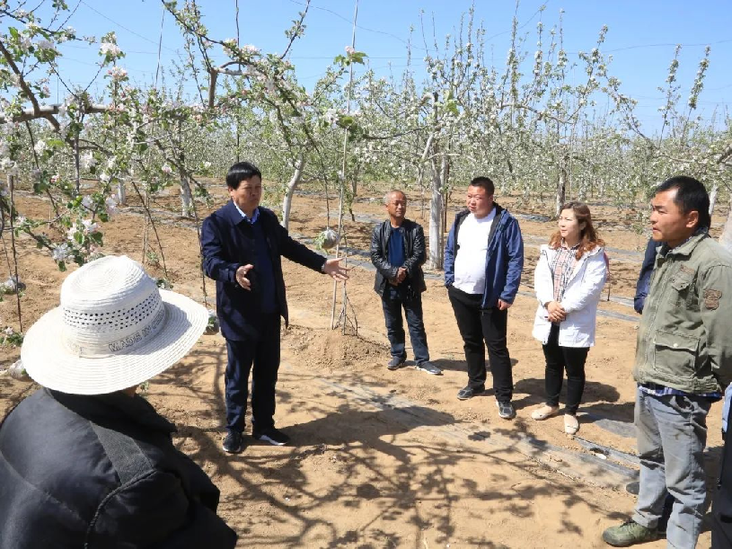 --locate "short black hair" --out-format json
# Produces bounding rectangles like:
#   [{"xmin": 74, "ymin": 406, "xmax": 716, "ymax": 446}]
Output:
[
  {"xmin": 656, "ymin": 175, "xmax": 710, "ymax": 230},
  {"xmin": 226, "ymin": 162, "xmax": 262, "ymax": 190},
  {"xmin": 469, "ymin": 176, "xmax": 495, "ymax": 195}
]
